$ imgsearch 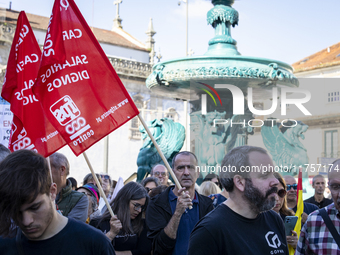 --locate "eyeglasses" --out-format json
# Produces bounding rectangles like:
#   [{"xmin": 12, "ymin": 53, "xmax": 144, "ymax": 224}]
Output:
[
  {"xmin": 286, "ymin": 184, "xmax": 298, "ymax": 191},
  {"xmin": 153, "ymin": 171, "xmax": 167, "ymax": 177},
  {"xmin": 131, "ymin": 202, "xmax": 146, "ymax": 212},
  {"xmin": 100, "ymin": 175, "xmax": 110, "ymax": 181},
  {"xmin": 145, "ymin": 187, "xmax": 153, "ymax": 193},
  {"xmin": 277, "ymin": 189, "xmax": 287, "ymax": 198}
]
